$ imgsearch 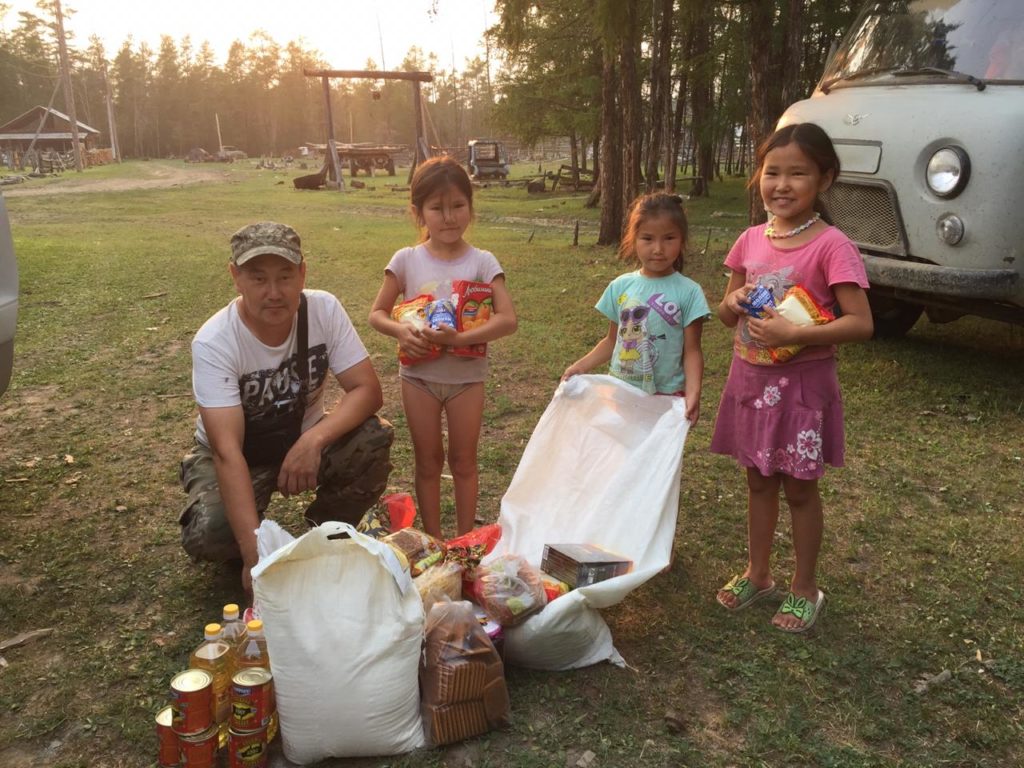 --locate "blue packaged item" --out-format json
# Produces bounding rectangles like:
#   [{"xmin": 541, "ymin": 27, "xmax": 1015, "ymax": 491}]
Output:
[
  {"xmin": 426, "ymin": 298, "xmax": 457, "ymax": 330},
  {"xmin": 739, "ymin": 284, "xmax": 775, "ymax": 318}
]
